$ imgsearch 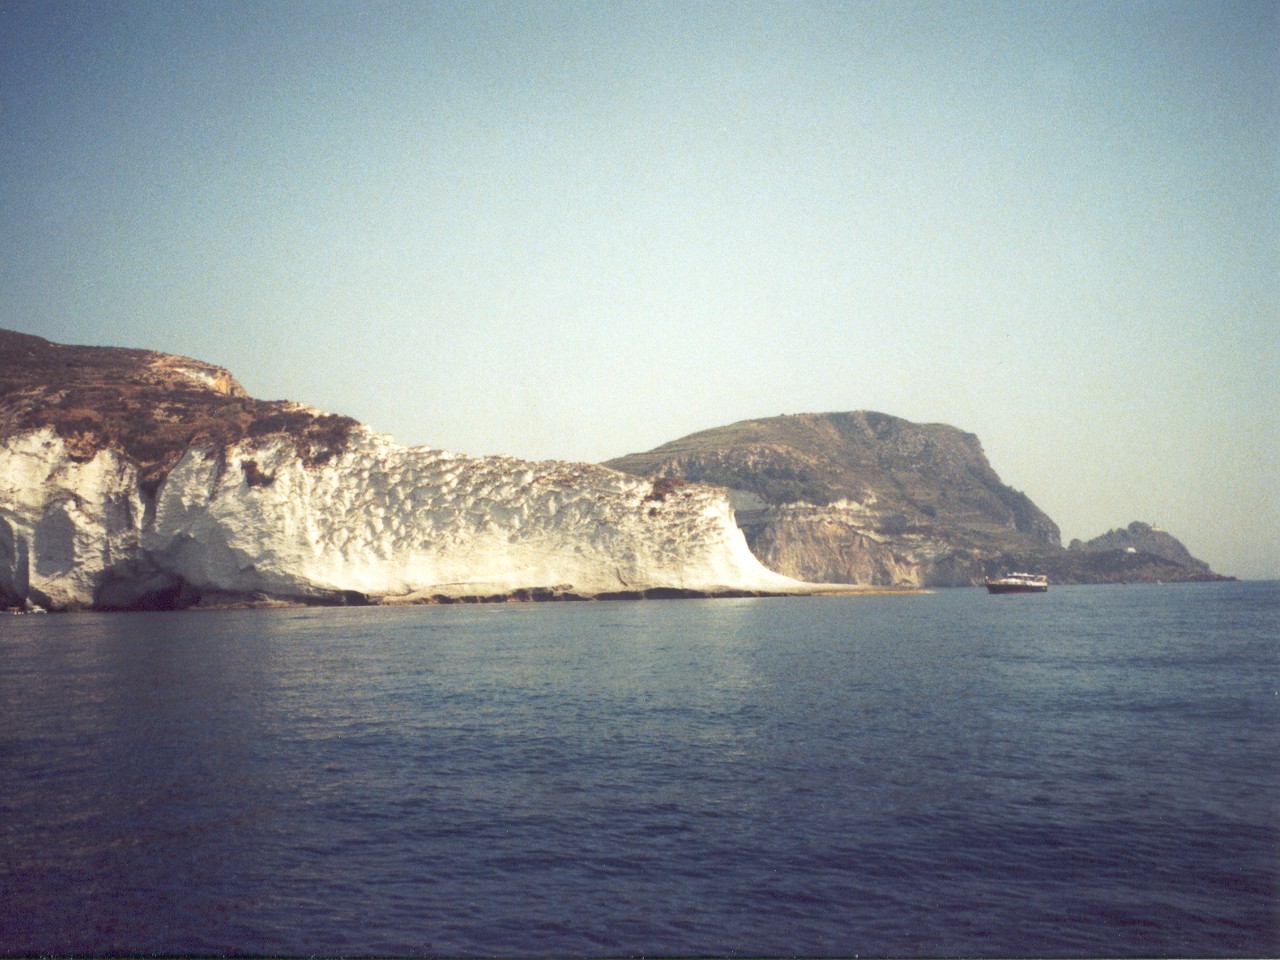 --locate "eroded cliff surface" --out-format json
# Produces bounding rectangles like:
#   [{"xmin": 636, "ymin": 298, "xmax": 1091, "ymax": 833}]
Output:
[{"xmin": 0, "ymin": 331, "xmax": 801, "ymax": 609}]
